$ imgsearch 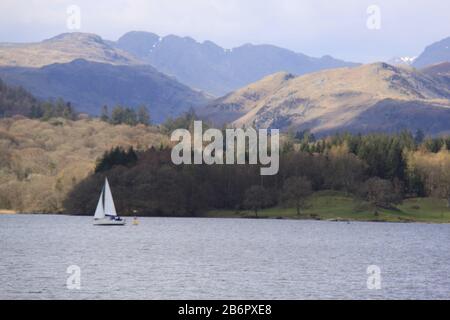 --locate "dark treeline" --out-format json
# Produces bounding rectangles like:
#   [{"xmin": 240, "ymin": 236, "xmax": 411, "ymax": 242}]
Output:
[
  {"xmin": 100, "ymin": 105, "xmax": 151, "ymax": 126},
  {"xmin": 0, "ymin": 76, "xmax": 154, "ymax": 125},
  {"xmin": 161, "ymin": 108, "xmax": 198, "ymax": 133},
  {"xmin": 0, "ymin": 78, "xmax": 77, "ymax": 120},
  {"xmin": 94, "ymin": 146, "xmax": 138, "ymax": 173},
  {"xmin": 63, "ymin": 129, "xmax": 450, "ymax": 217},
  {"xmin": 0, "ymin": 78, "xmax": 38, "ymax": 117}
]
